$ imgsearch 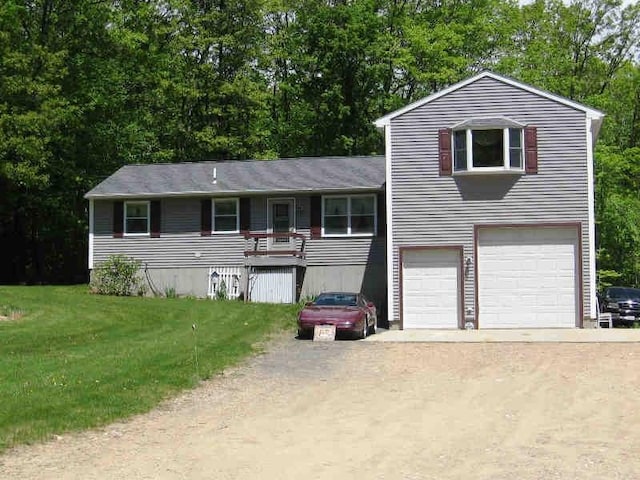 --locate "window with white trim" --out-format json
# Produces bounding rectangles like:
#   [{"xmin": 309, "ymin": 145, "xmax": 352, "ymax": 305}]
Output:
[
  {"xmin": 453, "ymin": 128, "xmax": 524, "ymax": 172},
  {"xmin": 213, "ymin": 198, "xmax": 239, "ymax": 233},
  {"xmin": 322, "ymin": 195, "xmax": 376, "ymax": 236},
  {"xmin": 124, "ymin": 201, "xmax": 150, "ymax": 235}
]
